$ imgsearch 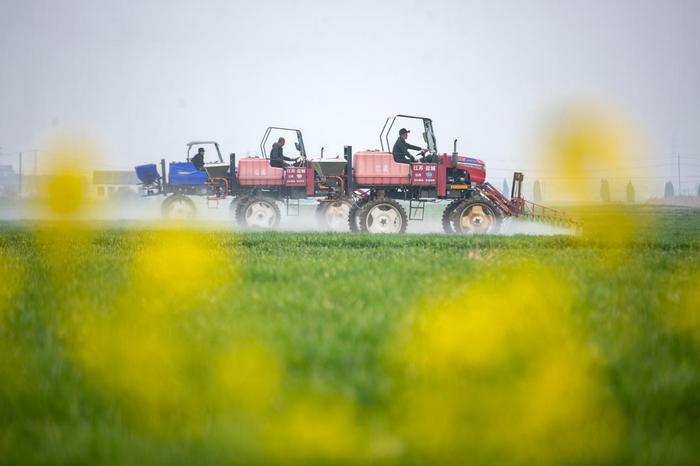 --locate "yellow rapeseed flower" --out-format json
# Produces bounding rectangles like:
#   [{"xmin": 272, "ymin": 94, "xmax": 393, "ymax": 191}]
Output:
[
  {"xmin": 391, "ymin": 261, "xmax": 623, "ymax": 464},
  {"xmin": 264, "ymin": 394, "xmax": 364, "ymax": 461},
  {"xmin": 36, "ymin": 136, "xmax": 100, "ymax": 218},
  {"xmin": 0, "ymin": 250, "xmax": 23, "ymax": 321},
  {"xmin": 63, "ymin": 229, "xmax": 242, "ymax": 435},
  {"xmin": 129, "ymin": 229, "xmax": 237, "ymax": 308},
  {"xmin": 666, "ymin": 271, "xmax": 700, "ymax": 346},
  {"xmin": 214, "ymin": 341, "xmax": 282, "ymax": 413},
  {"xmin": 536, "ymin": 104, "xmax": 653, "ymax": 246},
  {"xmin": 71, "ymin": 310, "xmax": 191, "ymax": 420},
  {"xmin": 31, "ymin": 136, "xmax": 102, "ymax": 273}
]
